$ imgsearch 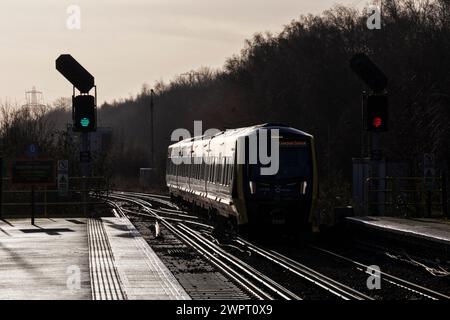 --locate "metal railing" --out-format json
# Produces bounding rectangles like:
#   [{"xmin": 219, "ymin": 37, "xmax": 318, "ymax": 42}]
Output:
[
  {"xmin": 365, "ymin": 176, "xmax": 446, "ymax": 217},
  {"xmin": 0, "ymin": 176, "xmax": 110, "ymax": 217}
]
